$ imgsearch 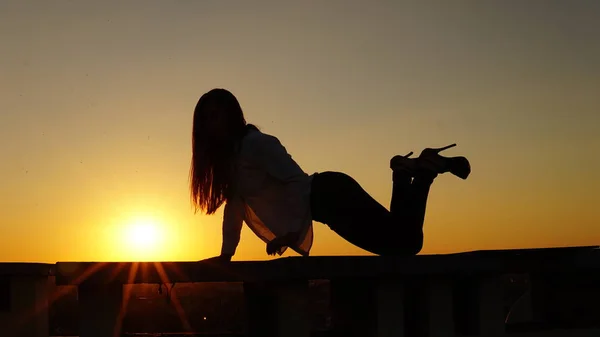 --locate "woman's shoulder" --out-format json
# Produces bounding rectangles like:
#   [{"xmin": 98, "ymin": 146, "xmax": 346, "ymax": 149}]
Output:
[{"xmin": 242, "ymin": 127, "xmax": 280, "ymax": 149}]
